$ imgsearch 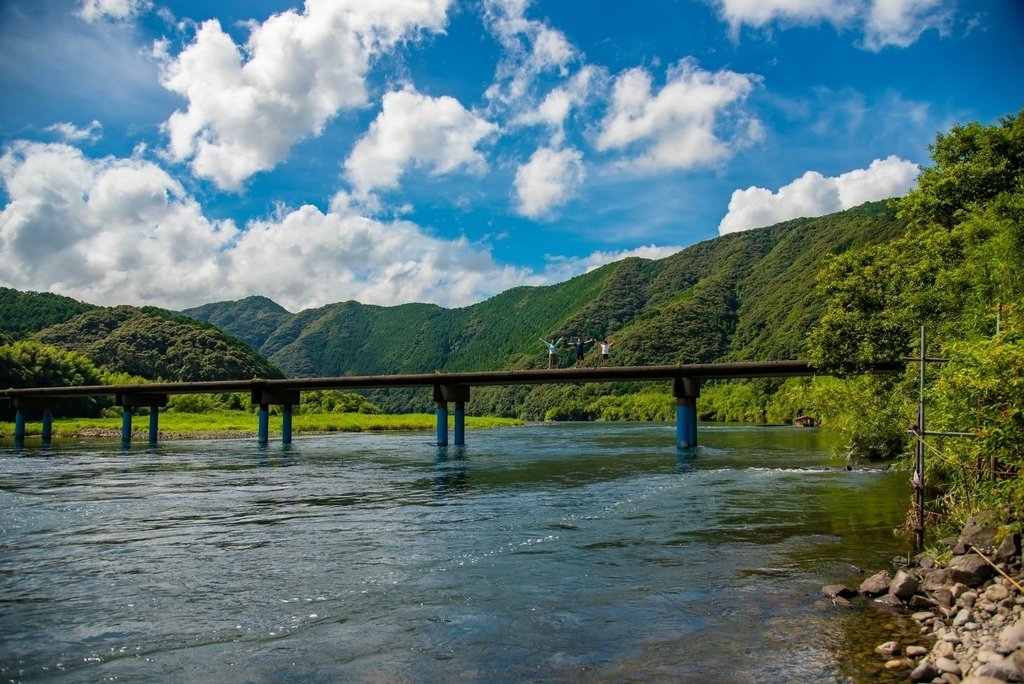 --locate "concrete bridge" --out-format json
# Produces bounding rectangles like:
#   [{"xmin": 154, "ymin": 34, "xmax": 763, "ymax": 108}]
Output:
[{"xmin": 0, "ymin": 360, "xmax": 905, "ymax": 449}]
